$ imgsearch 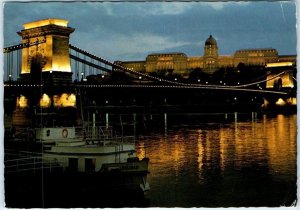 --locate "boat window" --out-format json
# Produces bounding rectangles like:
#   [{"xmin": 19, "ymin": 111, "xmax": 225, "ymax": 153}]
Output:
[
  {"xmin": 46, "ymin": 129, "xmax": 50, "ymax": 137},
  {"xmin": 68, "ymin": 158, "xmax": 78, "ymax": 172},
  {"xmin": 85, "ymin": 158, "xmax": 96, "ymax": 172}
]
